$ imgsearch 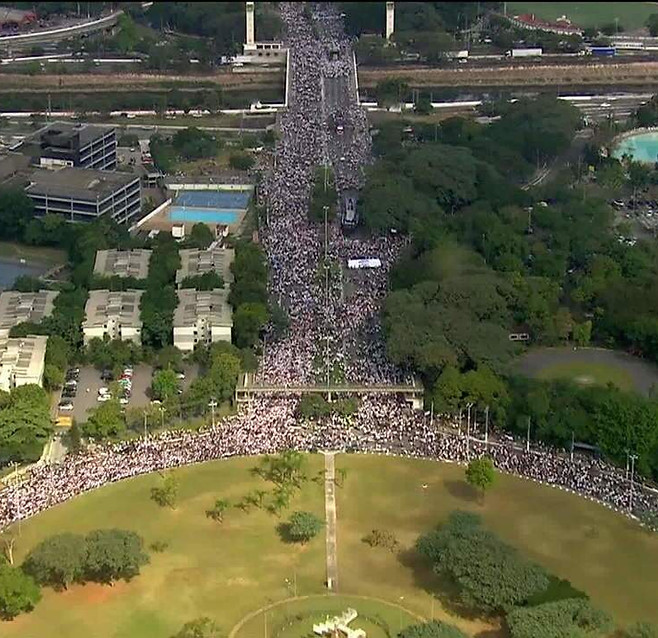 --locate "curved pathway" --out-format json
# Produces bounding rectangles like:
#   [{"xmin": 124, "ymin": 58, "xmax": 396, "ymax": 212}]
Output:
[{"xmin": 228, "ymin": 594, "xmax": 425, "ymax": 638}]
